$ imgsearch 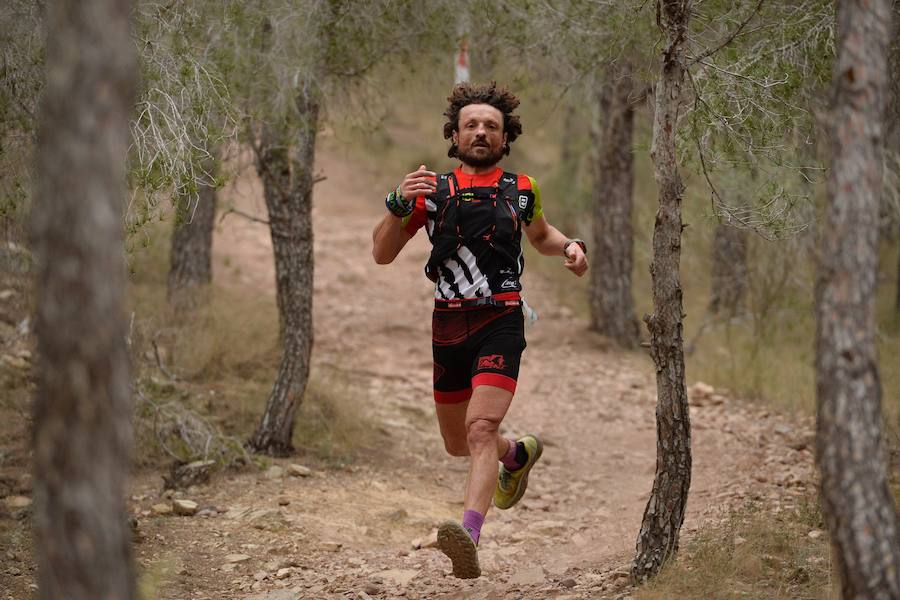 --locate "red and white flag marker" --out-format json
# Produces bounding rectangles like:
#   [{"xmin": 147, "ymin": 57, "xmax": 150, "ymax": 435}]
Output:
[{"xmin": 455, "ymin": 39, "xmax": 469, "ymax": 84}]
